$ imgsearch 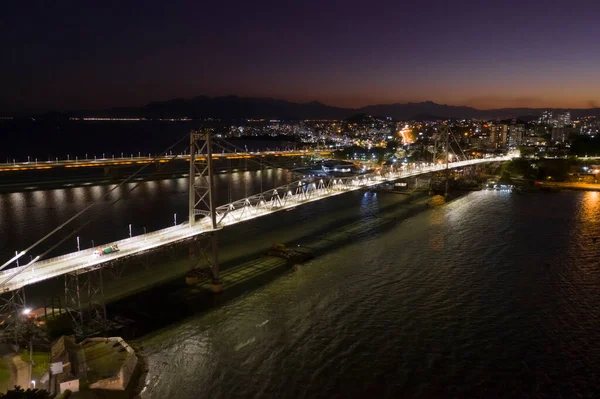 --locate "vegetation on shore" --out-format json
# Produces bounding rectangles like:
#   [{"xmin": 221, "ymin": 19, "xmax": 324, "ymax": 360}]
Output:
[{"xmin": 500, "ymin": 157, "xmax": 599, "ymax": 183}]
